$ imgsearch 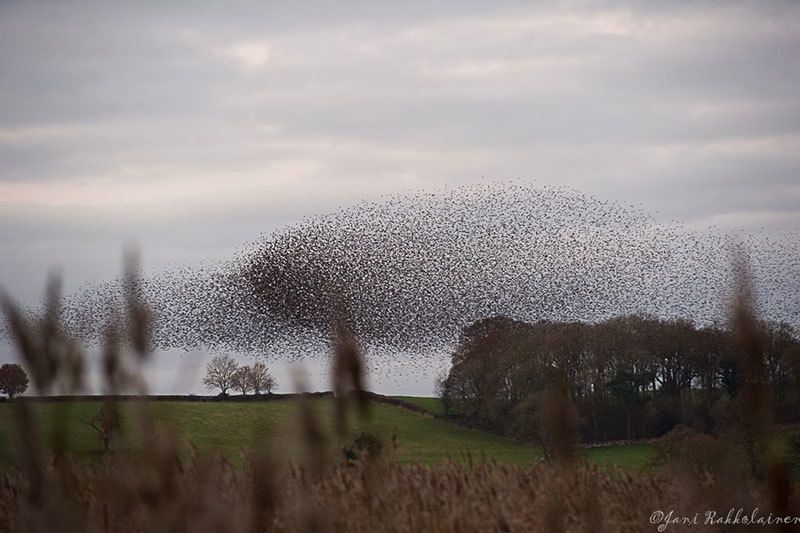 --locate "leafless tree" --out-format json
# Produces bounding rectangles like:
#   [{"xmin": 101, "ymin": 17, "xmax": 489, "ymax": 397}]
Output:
[
  {"xmin": 202, "ymin": 355, "xmax": 238, "ymax": 395},
  {"xmin": 90, "ymin": 403, "xmax": 120, "ymax": 453},
  {"xmin": 249, "ymin": 362, "xmax": 276, "ymax": 395},
  {"xmin": 231, "ymin": 365, "xmax": 252, "ymax": 395}
]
